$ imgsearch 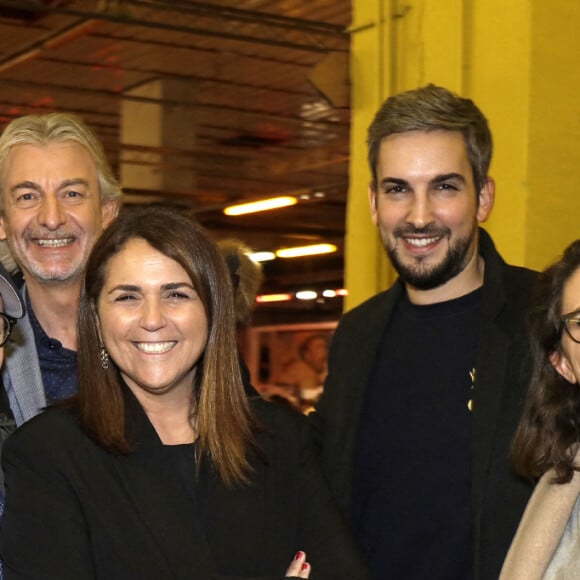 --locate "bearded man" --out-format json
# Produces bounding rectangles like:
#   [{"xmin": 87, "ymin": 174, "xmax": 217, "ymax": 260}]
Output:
[{"xmin": 312, "ymin": 85, "xmax": 537, "ymax": 580}]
